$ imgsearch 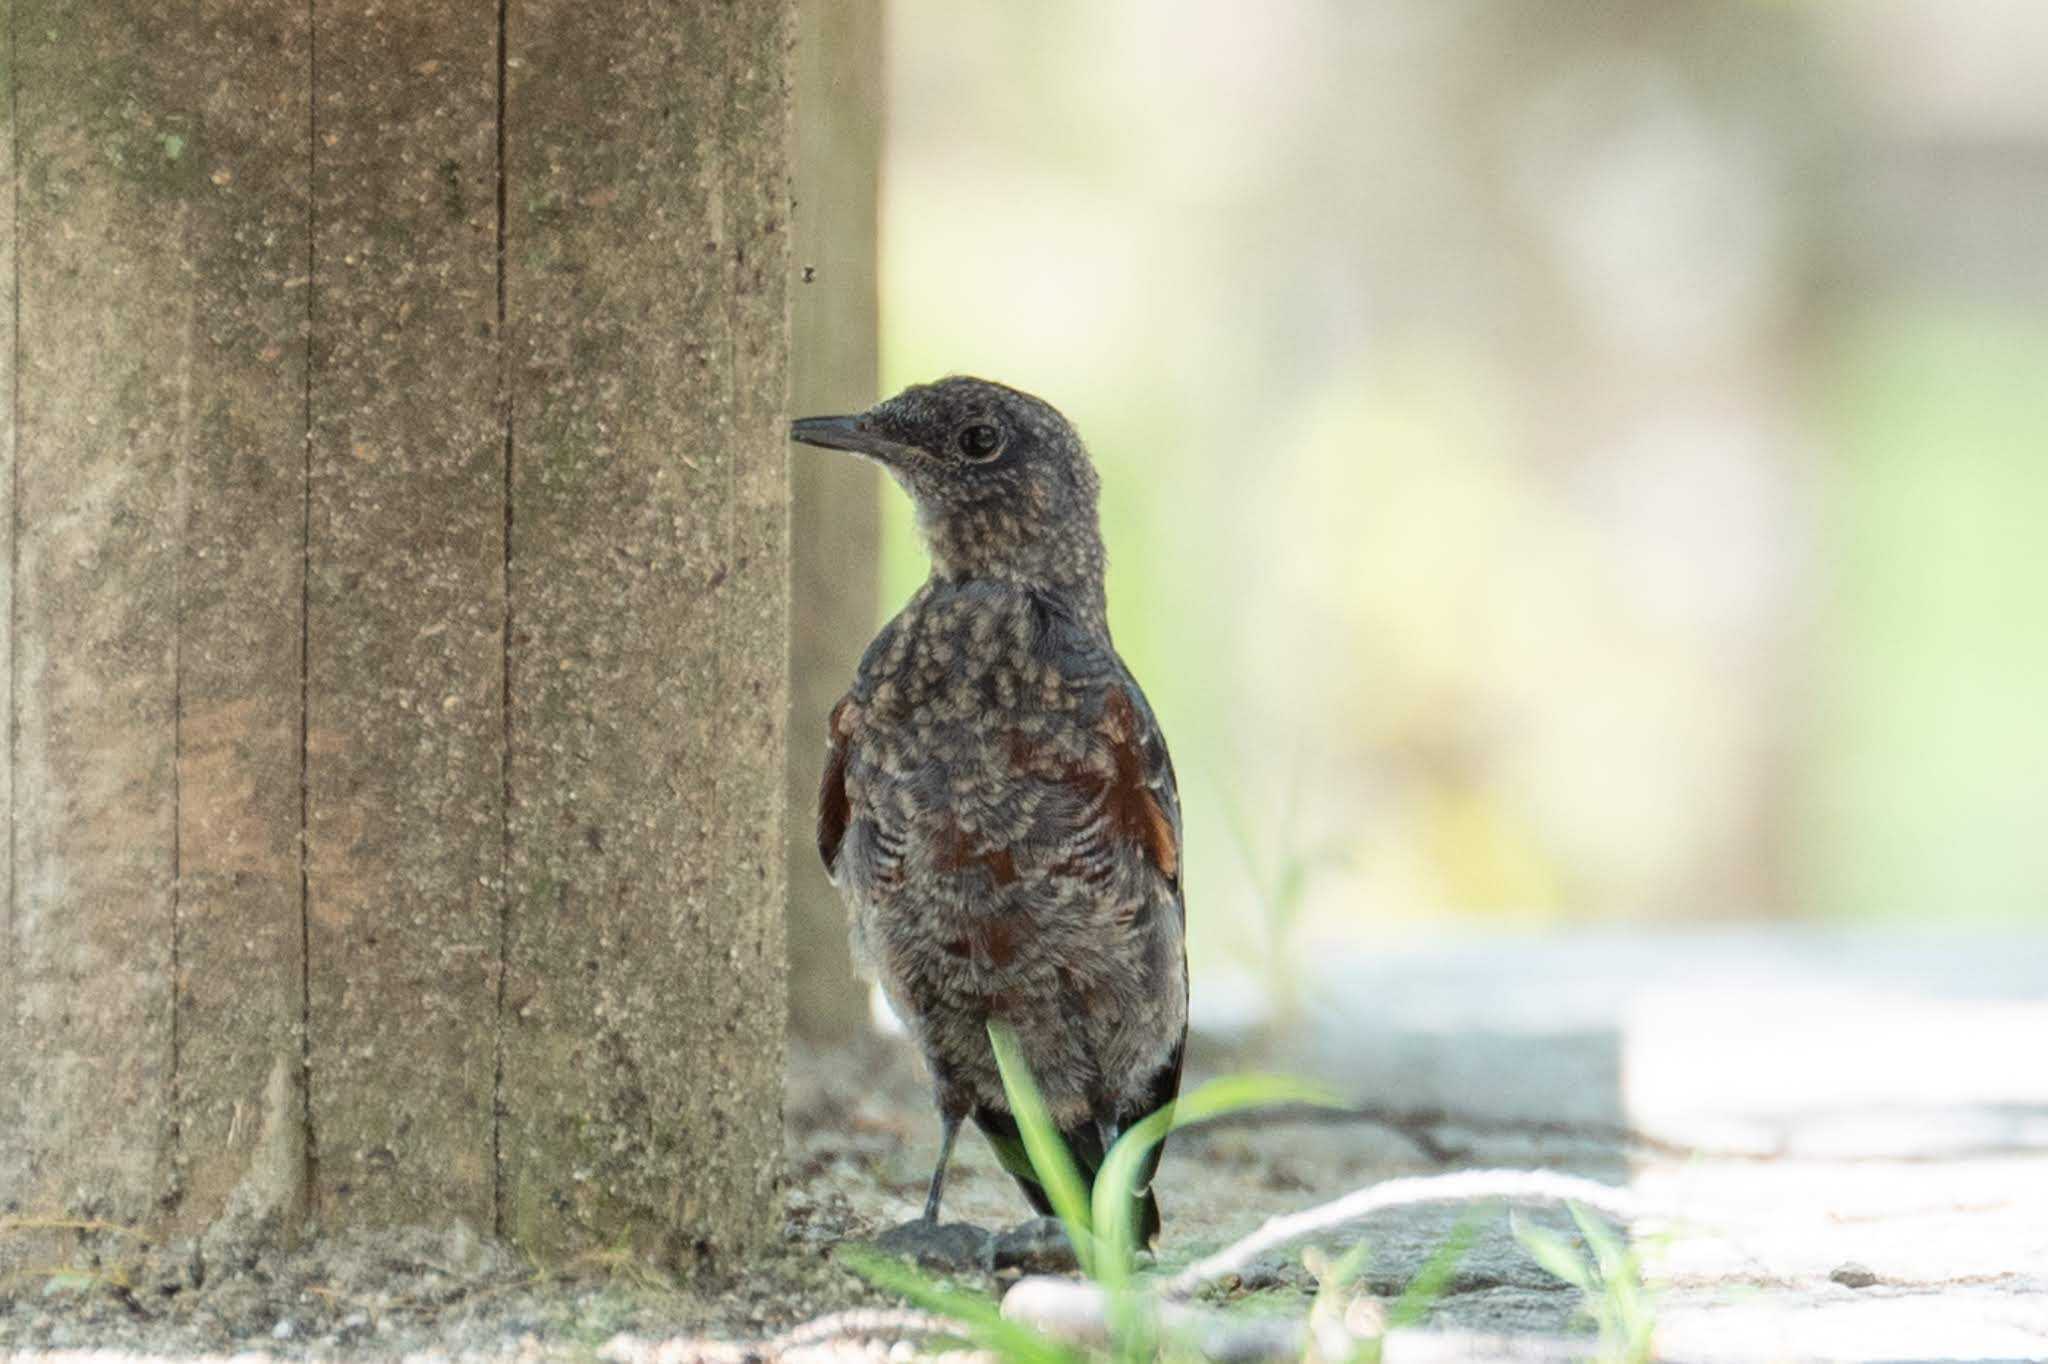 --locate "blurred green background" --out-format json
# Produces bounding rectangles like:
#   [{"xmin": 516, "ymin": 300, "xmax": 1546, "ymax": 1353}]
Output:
[{"xmin": 812, "ymin": 1, "xmax": 2048, "ymax": 1014}]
